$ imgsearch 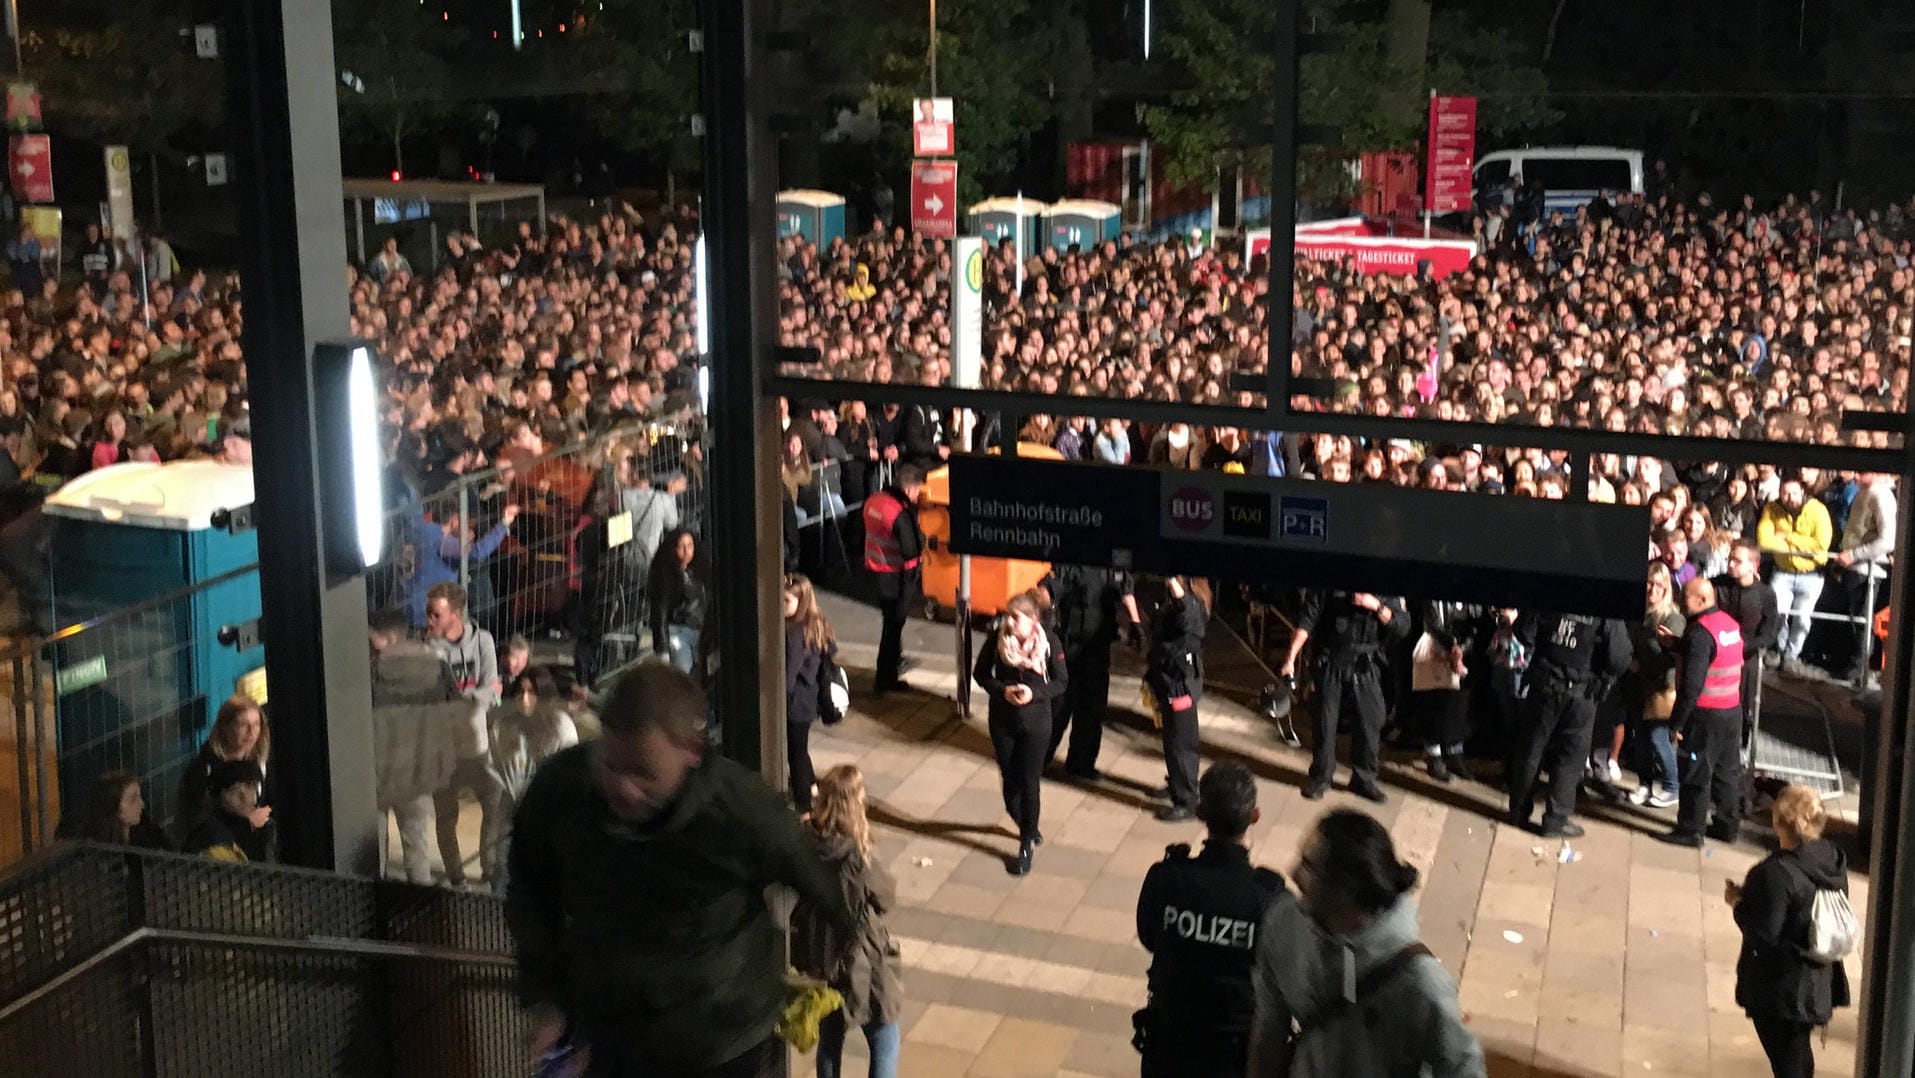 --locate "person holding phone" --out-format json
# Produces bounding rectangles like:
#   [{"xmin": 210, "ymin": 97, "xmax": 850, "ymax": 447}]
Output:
[{"xmin": 973, "ymin": 591, "xmax": 1068, "ymax": 877}]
